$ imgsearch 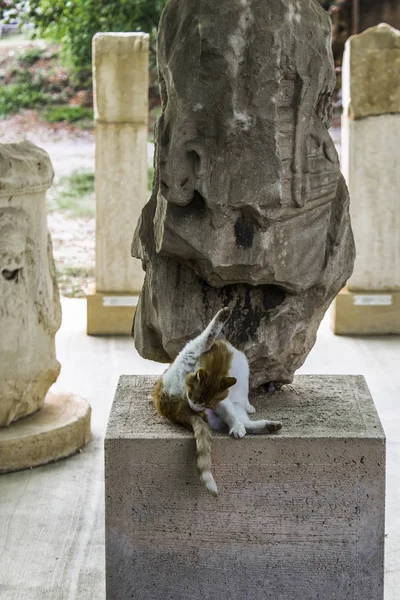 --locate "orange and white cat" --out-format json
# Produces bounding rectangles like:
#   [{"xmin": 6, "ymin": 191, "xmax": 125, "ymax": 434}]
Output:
[{"xmin": 153, "ymin": 307, "xmax": 282, "ymax": 496}]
